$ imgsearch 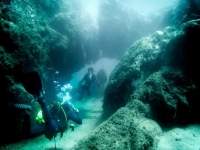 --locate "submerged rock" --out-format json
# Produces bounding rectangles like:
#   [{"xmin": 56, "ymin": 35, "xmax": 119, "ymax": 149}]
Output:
[
  {"xmin": 72, "ymin": 107, "xmax": 161, "ymax": 150},
  {"xmin": 73, "ymin": 19, "xmax": 200, "ymax": 149},
  {"xmin": 102, "ymin": 19, "xmax": 200, "ymax": 123},
  {"xmin": 102, "ymin": 26, "xmax": 178, "ymax": 118},
  {"xmin": 130, "ymin": 67, "xmax": 197, "ymax": 124}
]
